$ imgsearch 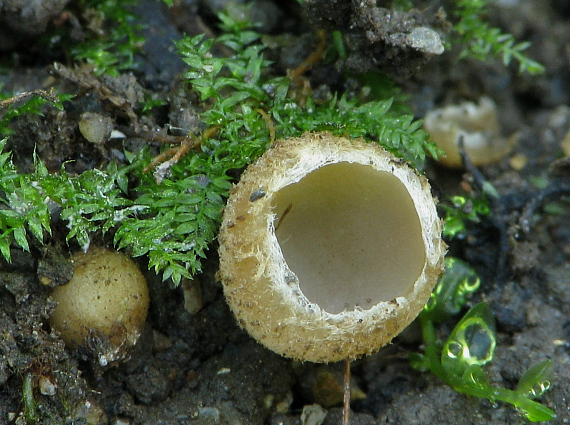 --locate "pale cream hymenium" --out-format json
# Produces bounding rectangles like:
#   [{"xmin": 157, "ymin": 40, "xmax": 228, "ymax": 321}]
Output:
[{"xmin": 218, "ymin": 132, "xmax": 446, "ymax": 363}]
